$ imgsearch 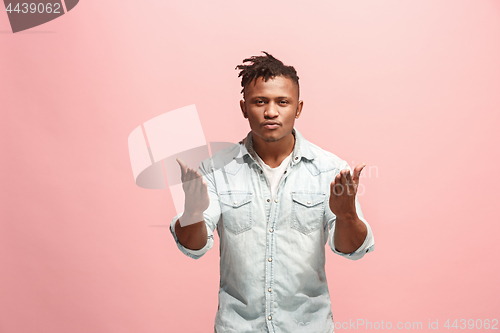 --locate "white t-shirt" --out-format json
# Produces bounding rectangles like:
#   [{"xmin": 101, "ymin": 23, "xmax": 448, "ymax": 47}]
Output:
[{"xmin": 253, "ymin": 151, "xmax": 293, "ymax": 200}]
